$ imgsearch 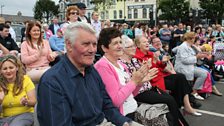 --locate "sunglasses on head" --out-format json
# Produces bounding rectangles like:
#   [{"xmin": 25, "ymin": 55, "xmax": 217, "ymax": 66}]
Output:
[
  {"xmin": 69, "ymin": 12, "xmax": 79, "ymax": 15},
  {"xmin": 0, "ymin": 55, "xmax": 17, "ymax": 63}
]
